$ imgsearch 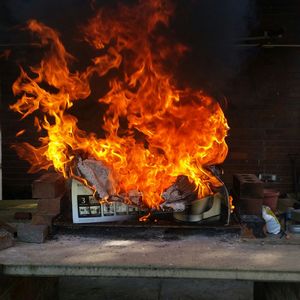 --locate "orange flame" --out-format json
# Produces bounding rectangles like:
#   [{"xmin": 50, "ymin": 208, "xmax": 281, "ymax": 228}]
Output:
[
  {"xmin": 10, "ymin": 0, "xmax": 229, "ymax": 209},
  {"xmin": 139, "ymin": 212, "xmax": 151, "ymax": 222},
  {"xmin": 16, "ymin": 129, "xmax": 26, "ymax": 137},
  {"xmin": 229, "ymin": 196, "xmax": 235, "ymax": 213}
]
